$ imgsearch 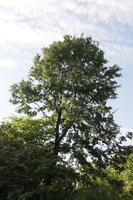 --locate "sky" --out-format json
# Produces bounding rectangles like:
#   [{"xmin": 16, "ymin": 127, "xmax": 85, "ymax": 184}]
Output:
[{"xmin": 0, "ymin": 0, "xmax": 133, "ymax": 135}]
